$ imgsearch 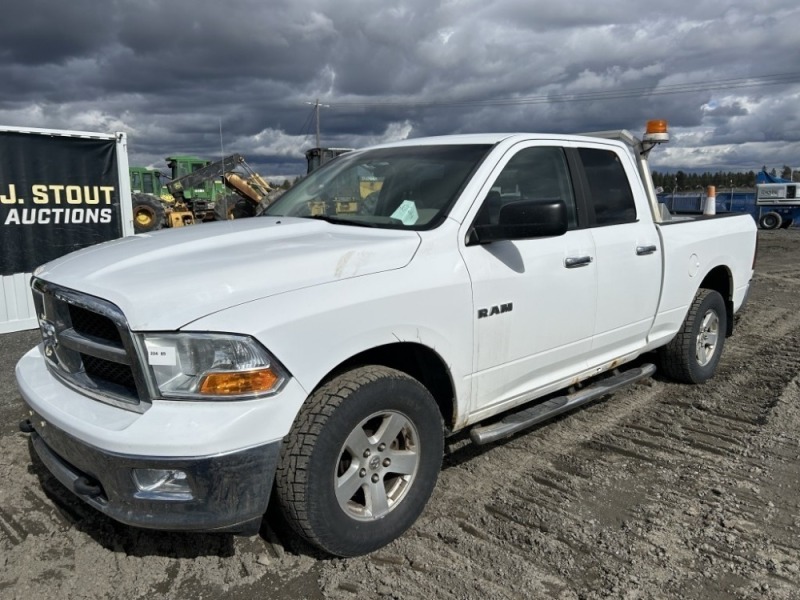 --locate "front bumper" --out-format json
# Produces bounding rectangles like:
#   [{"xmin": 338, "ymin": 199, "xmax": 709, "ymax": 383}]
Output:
[
  {"xmin": 15, "ymin": 344, "xmax": 300, "ymax": 534},
  {"xmin": 22, "ymin": 411, "xmax": 280, "ymax": 533}
]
